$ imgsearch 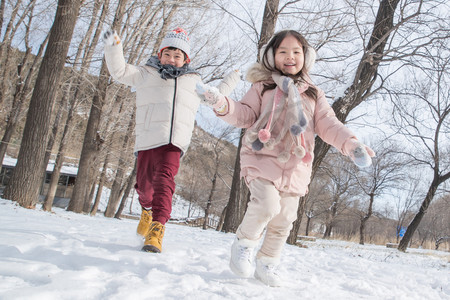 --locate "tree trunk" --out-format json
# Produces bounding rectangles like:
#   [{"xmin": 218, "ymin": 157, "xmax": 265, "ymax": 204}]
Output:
[
  {"xmin": 2, "ymin": 0, "xmax": 81, "ymax": 208},
  {"xmin": 85, "ymin": 179, "xmax": 97, "ymax": 213},
  {"xmin": 114, "ymin": 159, "xmax": 137, "ymax": 219},
  {"xmin": 305, "ymin": 215, "xmax": 311, "ymax": 236},
  {"xmin": 104, "ymin": 109, "xmax": 135, "ymax": 217},
  {"xmin": 0, "ymin": 0, "xmax": 5, "ymax": 38},
  {"xmin": 68, "ymin": 0, "xmax": 128, "ymax": 213},
  {"xmin": 359, "ymin": 218, "xmax": 366, "ymax": 245},
  {"xmin": 359, "ymin": 194, "xmax": 375, "ymax": 245},
  {"xmin": 287, "ymin": 0, "xmax": 401, "ymax": 244},
  {"xmin": 398, "ymin": 173, "xmax": 450, "ymax": 251},
  {"xmin": 323, "ymin": 223, "xmax": 333, "ymax": 239},
  {"xmin": 104, "ymin": 160, "xmax": 126, "ymax": 217},
  {"xmin": 287, "ymin": 195, "xmax": 307, "ymax": 244},
  {"xmin": 222, "ymin": 0, "xmax": 280, "ymax": 233},
  {"xmin": 222, "ymin": 130, "xmax": 248, "ymax": 232},
  {"xmin": 216, "ymin": 205, "xmax": 227, "ymax": 232},
  {"xmin": 0, "ymin": 12, "xmax": 48, "ymax": 167},
  {"xmin": 90, "ymin": 152, "xmax": 111, "ymax": 216},
  {"xmin": 203, "ymin": 169, "xmax": 218, "ymax": 230},
  {"xmin": 0, "ymin": 48, "xmax": 32, "ymax": 166}
]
